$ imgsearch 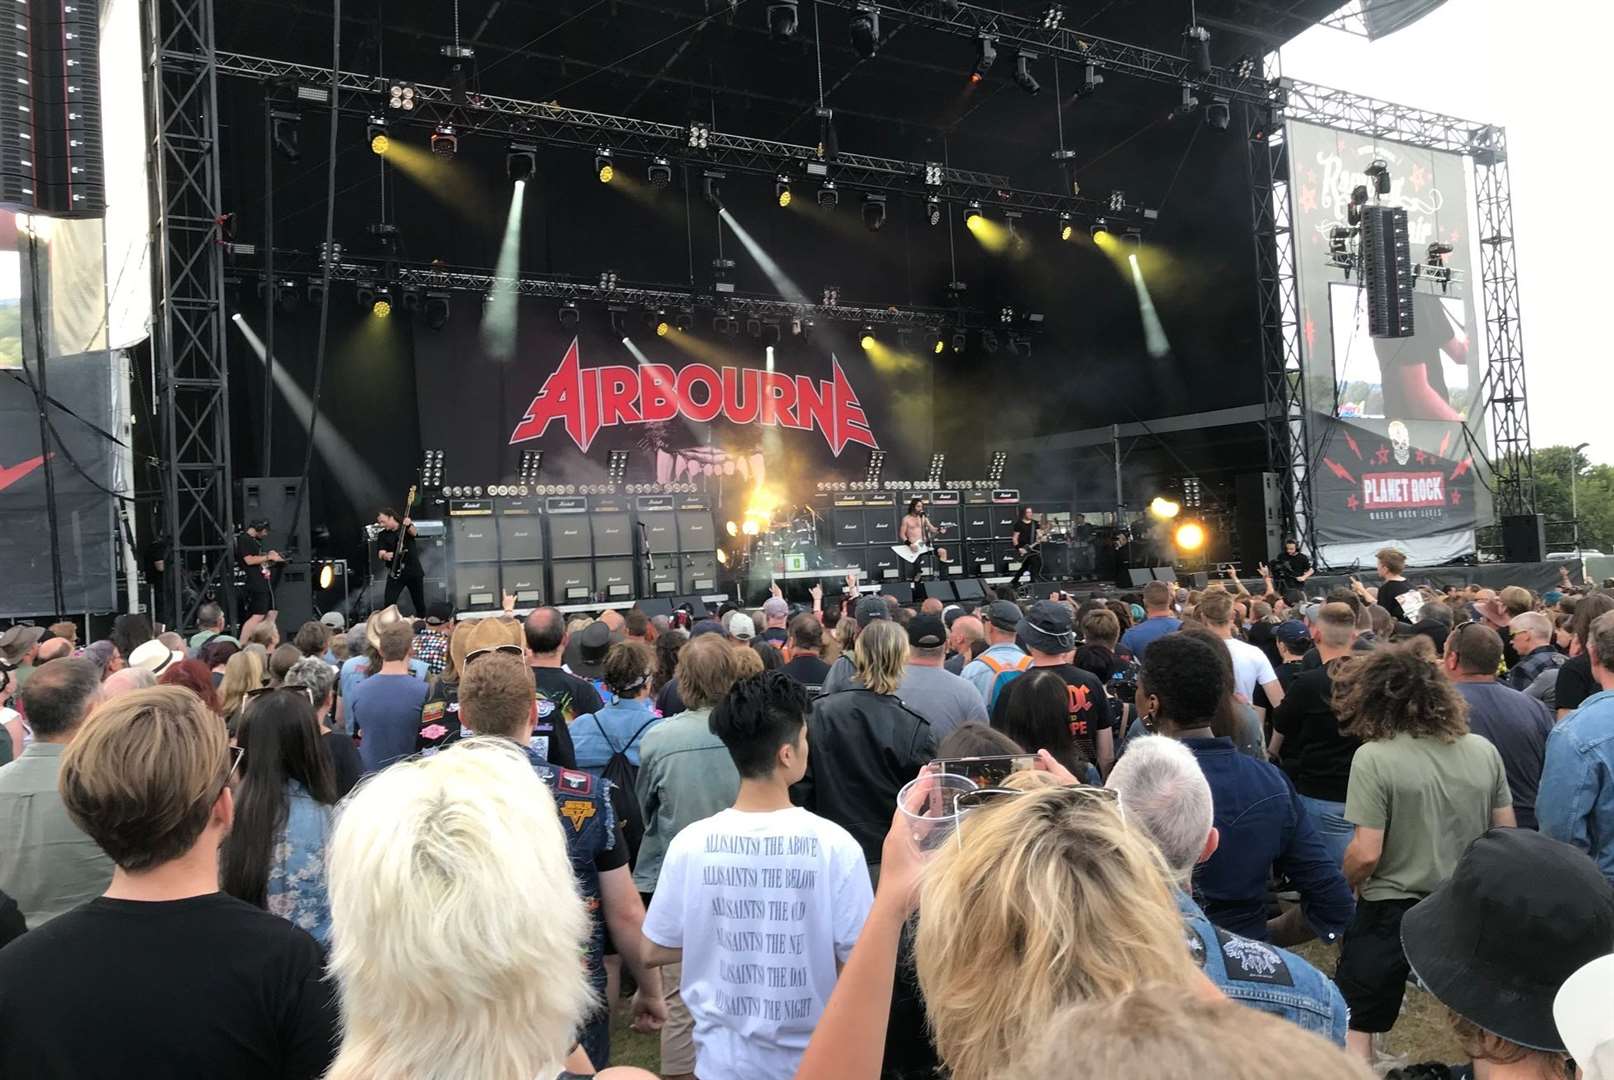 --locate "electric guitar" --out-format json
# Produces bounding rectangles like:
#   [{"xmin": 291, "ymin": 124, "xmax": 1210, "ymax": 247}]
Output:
[
  {"xmin": 389, "ymin": 484, "xmax": 417, "ymax": 580},
  {"xmin": 890, "ymin": 518, "xmax": 953, "ymax": 563}
]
